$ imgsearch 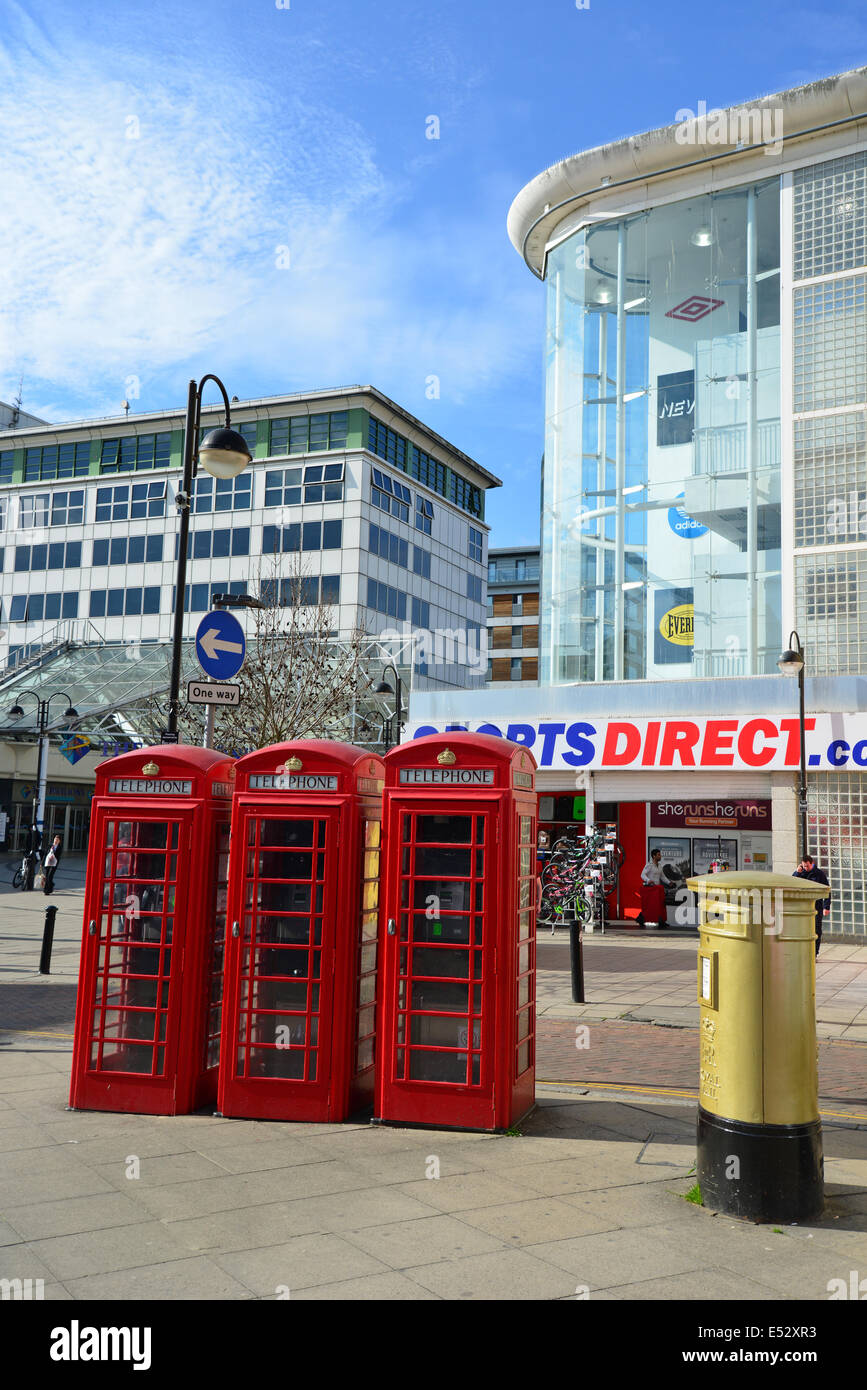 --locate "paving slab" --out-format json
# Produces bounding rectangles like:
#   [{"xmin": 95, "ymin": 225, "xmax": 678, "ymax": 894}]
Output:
[
  {"xmin": 63, "ymin": 1257, "xmax": 255, "ymax": 1301},
  {"xmin": 454, "ymin": 1195, "xmax": 620, "ymax": 1245},
  {"xmin": 292, "ymin": 1270, "xmax": 440, "ymax": 1300},
  {"xmin": 402, "ymin": 1248, "xmax": 581, "ymax": 1300},
  {"xmin": 5, "ymin": 1192, "xmax": 152, "ymax": 1242},
  {"xmin": 214, "ymin": 1232, "xmax": 393, "ymax": 1295},
  {"xmin": 341, "ymin": 1212, "xmax": 506, "ymax": 1268}
]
